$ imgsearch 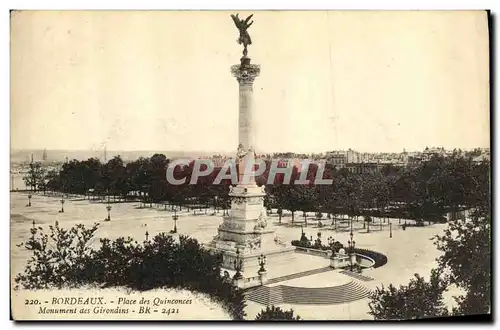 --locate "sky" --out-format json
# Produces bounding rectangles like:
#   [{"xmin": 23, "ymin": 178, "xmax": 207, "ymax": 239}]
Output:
[{"xmin": 10, "ymin": 11, "xmax": 490, "ymax": 154}]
